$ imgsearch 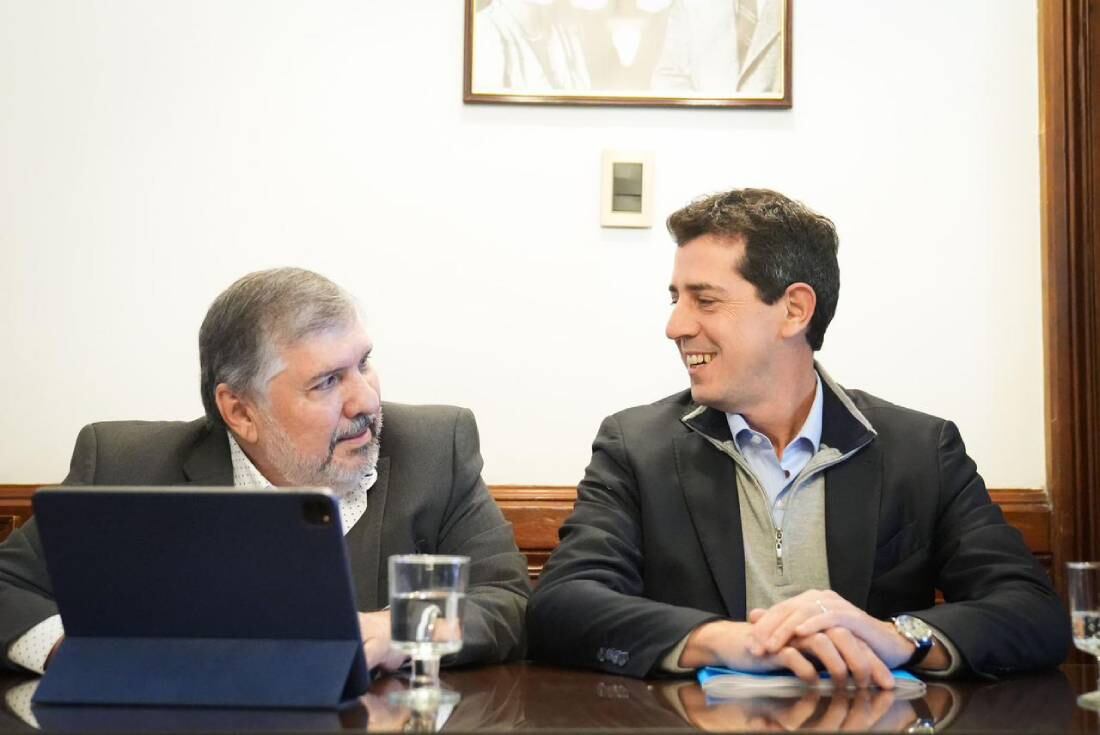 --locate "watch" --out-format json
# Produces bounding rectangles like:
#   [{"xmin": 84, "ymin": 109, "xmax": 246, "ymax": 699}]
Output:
[
  {"xmin": 892, "ymin": 614, "xmax": 935, "ymax": 667},
  {"xmin": 905, "ymin": 697, "xmax": 936, "ymax": 734}
]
